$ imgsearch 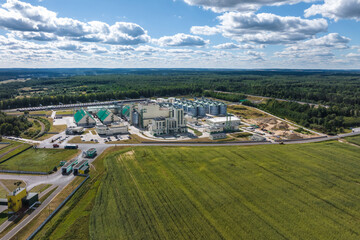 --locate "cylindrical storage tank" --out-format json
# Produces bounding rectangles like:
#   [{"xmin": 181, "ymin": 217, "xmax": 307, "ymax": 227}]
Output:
[
  {"xmin": 220, "ymin": 104, "xmax": 227, "ymax": 115},
  {"xmin": 132, "ymin": 111, "xmax": 139, "ymax": 126},
  {"xmin": 209, "ymin": 104, "xmax": 219, "ymax": 115},
  {"xmin": 187, "ymin": 105, "xmax": 197, "ymax": 117},
  {"xmin": 204, "ymin": 103, "xmax": 210, "ymax": 114},
  {"xmin": 197, "ymin": 105, "xmax": 206, "ymax": 117}
]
